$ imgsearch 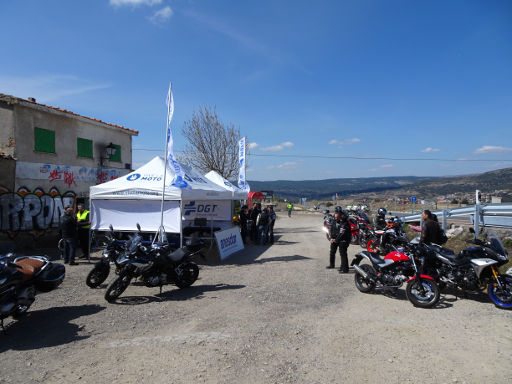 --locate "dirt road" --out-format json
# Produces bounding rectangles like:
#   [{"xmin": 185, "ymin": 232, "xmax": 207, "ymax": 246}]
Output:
[{"xmin": 1, "ymin": 213, "xmax": 511, "ymax": 384}]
